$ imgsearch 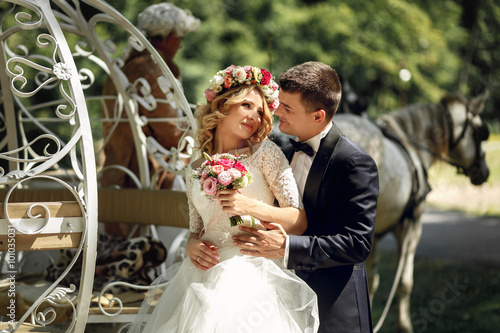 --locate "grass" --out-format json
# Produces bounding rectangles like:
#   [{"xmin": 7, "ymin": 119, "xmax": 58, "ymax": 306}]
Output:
[{"xmin": 372, "ymin": 250, "xmax": 500, "ymax": 333}]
